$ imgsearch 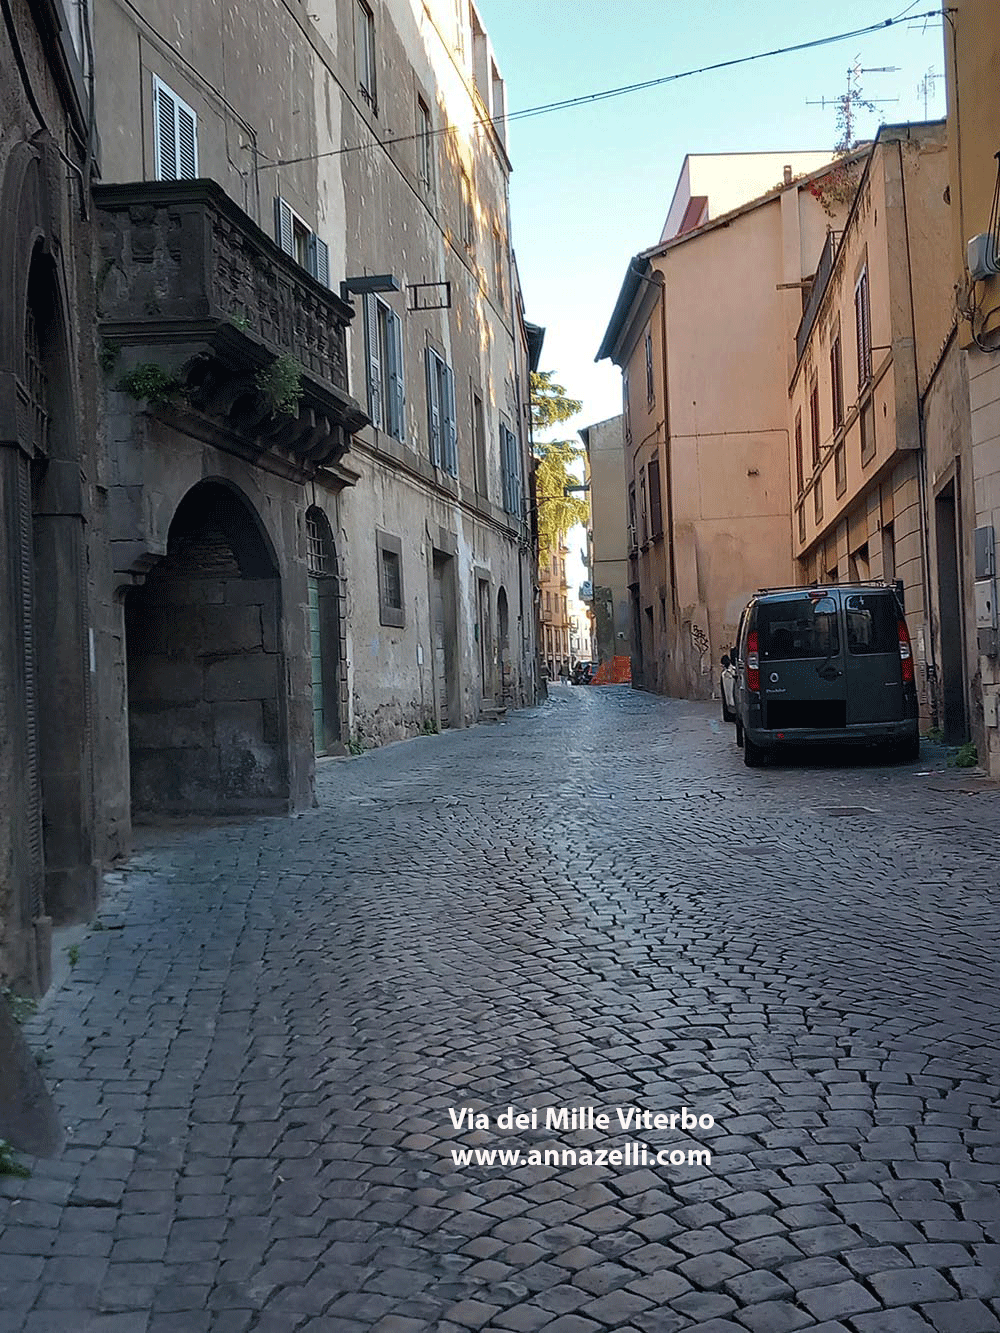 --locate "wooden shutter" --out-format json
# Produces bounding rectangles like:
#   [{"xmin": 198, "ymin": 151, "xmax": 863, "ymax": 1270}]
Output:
[
  {"xmin": 154, "ymin": 78, "xmax": 177, "ymax": 180},
  {"xmin": 274, "ymin": 197, "xmax": 294, "ymax": 257},
  {"xmin": 443, "ymin": 364, "xmax": 457, "ymax": 475},
  {"xmin": 509, "ymin": 427, "xmax": 521, "ymax": 515},
  {"xmin": 177, "ymin": 102, "xmax": 197, "ymax": 177},
  {"xmin": 153, "ymin": 77, "xmax": 197, "ymax": 180},
  {"xmin": 855, "ymin": 269, "xmax": 871, "ymax": 387},
  {"xmin": 364, "ymin": 294, "xmax": 383, "ymax": 429},
  {"xmin": 425, "ymin": 348, "xmax": 441, "ymax": 465},
  {"xmin": 308, "ymin": 235, "xmax": 330, "ymax": 287},
  {"xmin": 387, "ymin": 309, "xmax": 404, "ymax": 439},
  {"xmin": 648, "ymin": 457, "xmax": 662, "ymax": 536},
  {"xmin": 795, "ymin": 411, "xmax": 803, "ymax": 492}
]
